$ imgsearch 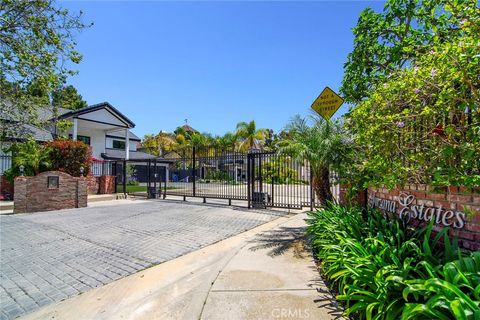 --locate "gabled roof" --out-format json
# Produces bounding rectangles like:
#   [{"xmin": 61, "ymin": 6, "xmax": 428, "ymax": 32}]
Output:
[{"xmin": 58, "ymin": 102, "xmax": 135, "ymax": 128}]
